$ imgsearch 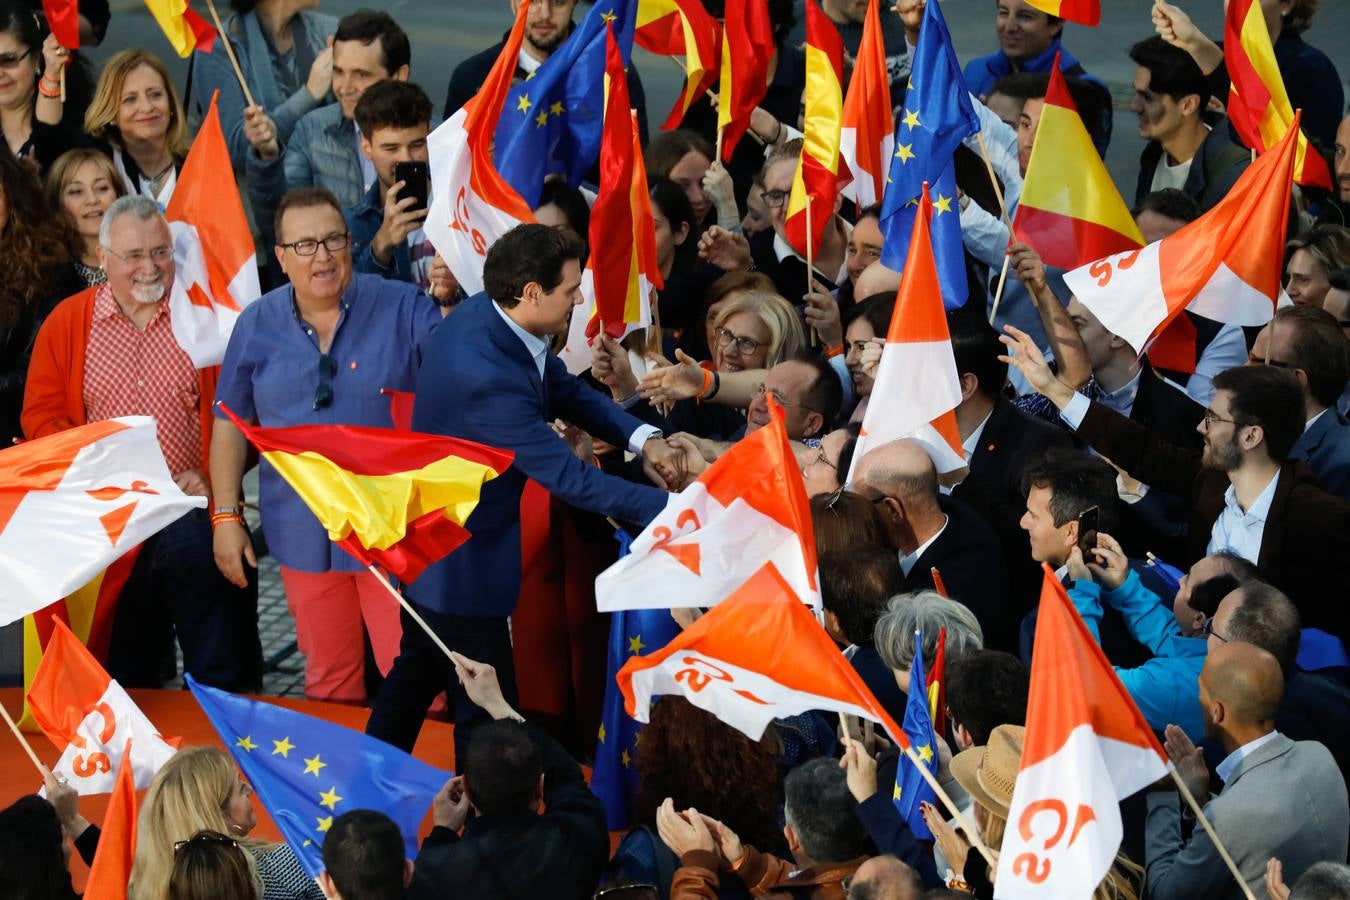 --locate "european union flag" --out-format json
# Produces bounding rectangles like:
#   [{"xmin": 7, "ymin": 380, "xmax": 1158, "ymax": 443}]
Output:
[
  {"xmin": 892, "ymin": 631, "xmax": 938, "ymax": 839},
  {"xmin": 878, "ymin": 0, "xmax": 978, "ymax": 308},
  {"xmin": 494, "ymin": 0, "xmax": 636, "ymax": 207},
  {"xmin": 187, "ymin": 676, "xmax": 451, "ymax": 878},
  {"xmin": 590, "ymin": 529, "xmax": 680, "ymax": 830}
]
